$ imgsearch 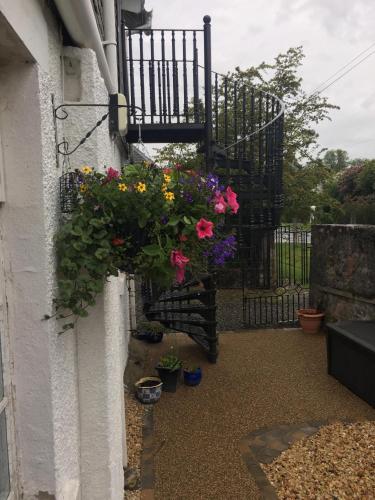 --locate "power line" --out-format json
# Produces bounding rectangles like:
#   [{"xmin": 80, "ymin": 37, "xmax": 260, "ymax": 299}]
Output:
[
  {"xmin": 310, "ymin": 49, "xmax": 375, "ymax": 97},
  {"xmin": 294, "ymin": 48, "xmax": 375, "ymax": 109},
  {"xmin": 309, "ymin": 41, "xmax": 375, "ymax": 96}
]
